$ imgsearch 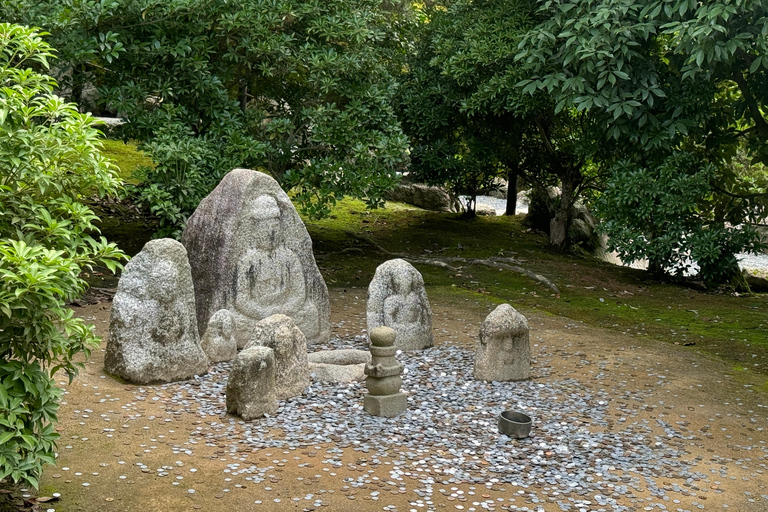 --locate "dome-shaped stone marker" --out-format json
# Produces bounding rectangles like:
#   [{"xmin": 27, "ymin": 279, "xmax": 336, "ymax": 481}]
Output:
[
  {"xmin": 363, "ymin": 326, "xmax": 407, "ymax": 417},
  {"xmin": 474, "ymin": 303, "xmax": 531, "ymax": 382}
]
